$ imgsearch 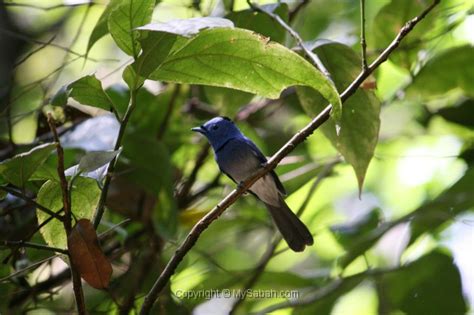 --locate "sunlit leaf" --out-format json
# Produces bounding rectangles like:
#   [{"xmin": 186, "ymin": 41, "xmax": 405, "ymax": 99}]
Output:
[
  {"xmin": 37, "ymin": 177, "xmax": 101, "ymax": 249},
  {"xmin": 67, "ymin": 75, "xmax": 116, "ymax": 111},
  {"xmin": 0, "ymin": 143, "xmax": 55, "ymax": 187},
  {"xmin": 68, "ymin": 219, "xmax": 113, "ymax": 289},
  {"xmin": 86, "ymin": 0, "xmax": 122, "ymax": 54},
  {"xmin": 108, "ymin": 0, "xmax": 155, "ymax": 56},
  {"xmin": 297, "ymin": 42, "xmax": 380, "ymax": 192},
  {"xmin": 134, "ymin": 26, "xmax": 342, "ymax": 122}
]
